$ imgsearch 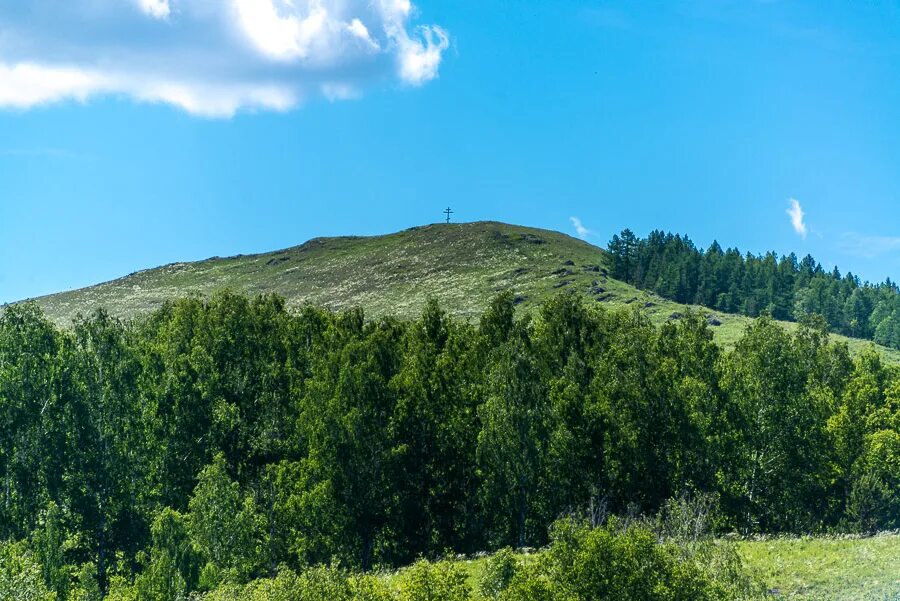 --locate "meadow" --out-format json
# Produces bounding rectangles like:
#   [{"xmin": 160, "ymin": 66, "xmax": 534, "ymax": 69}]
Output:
[{"xmin": 372, "ymin": 535, "xmax": 900, "ymax": 600}]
